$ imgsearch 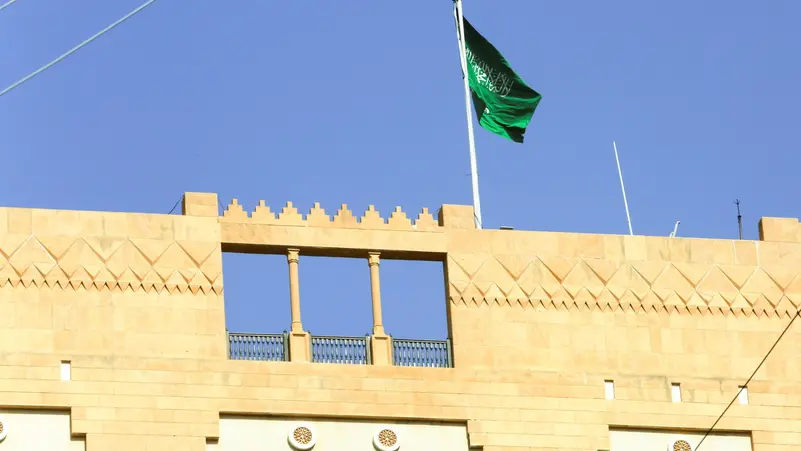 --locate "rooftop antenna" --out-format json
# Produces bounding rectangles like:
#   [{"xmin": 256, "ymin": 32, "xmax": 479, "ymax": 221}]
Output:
[
  {"xmin": 613, "ymin": 141, "xmax": 634, "ymax": 235},
  {"xmin": 669, "ymin": 221, "xmax": 681, "ymax": 238},
  {"xmin": 735, "ymin": 199, "xmax": 743, "ymax": 240}
]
